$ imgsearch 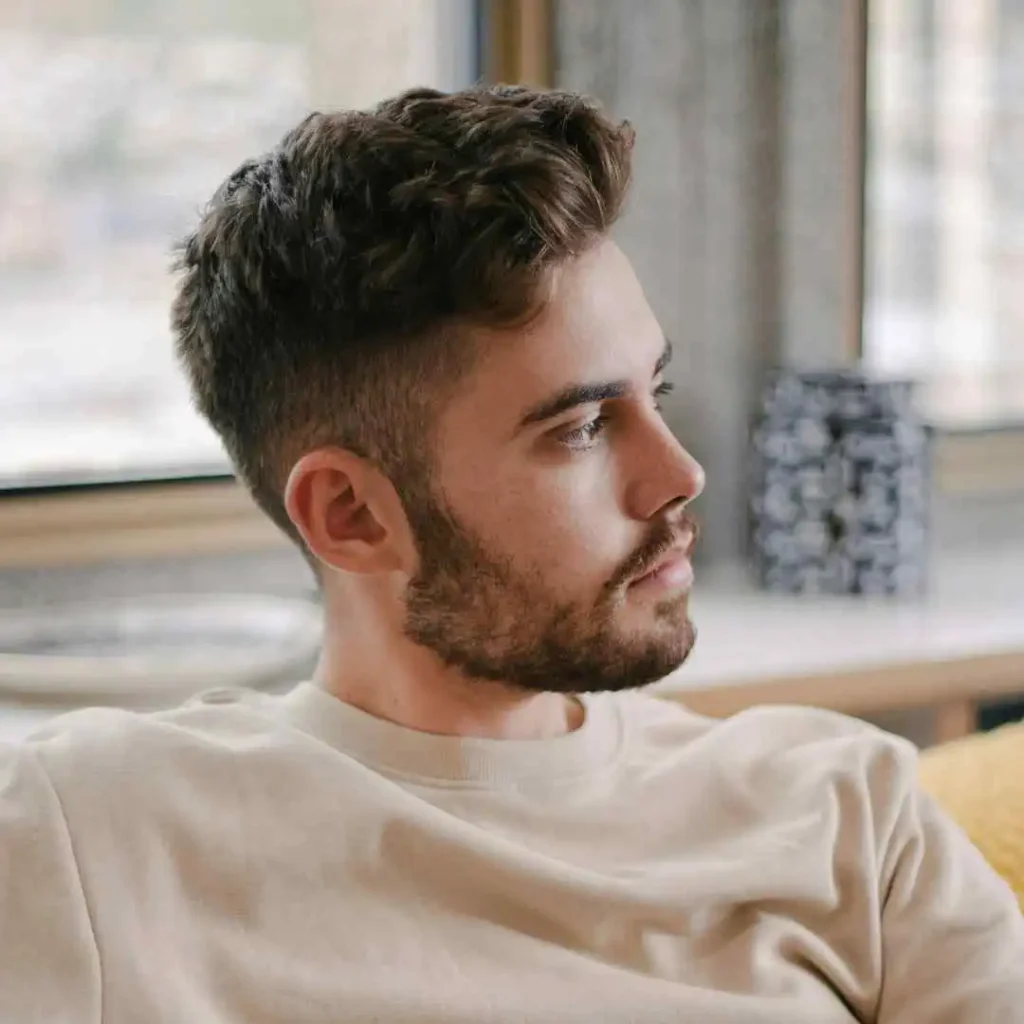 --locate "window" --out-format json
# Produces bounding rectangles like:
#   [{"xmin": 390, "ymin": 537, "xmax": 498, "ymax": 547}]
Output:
[
  {"xmin": 864, "ymin": 0, "xmax": 1024, "ymax": 428},
  {"xmin": 0, "ymin": 0, "xmax": 477, "ymax": 490}
]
